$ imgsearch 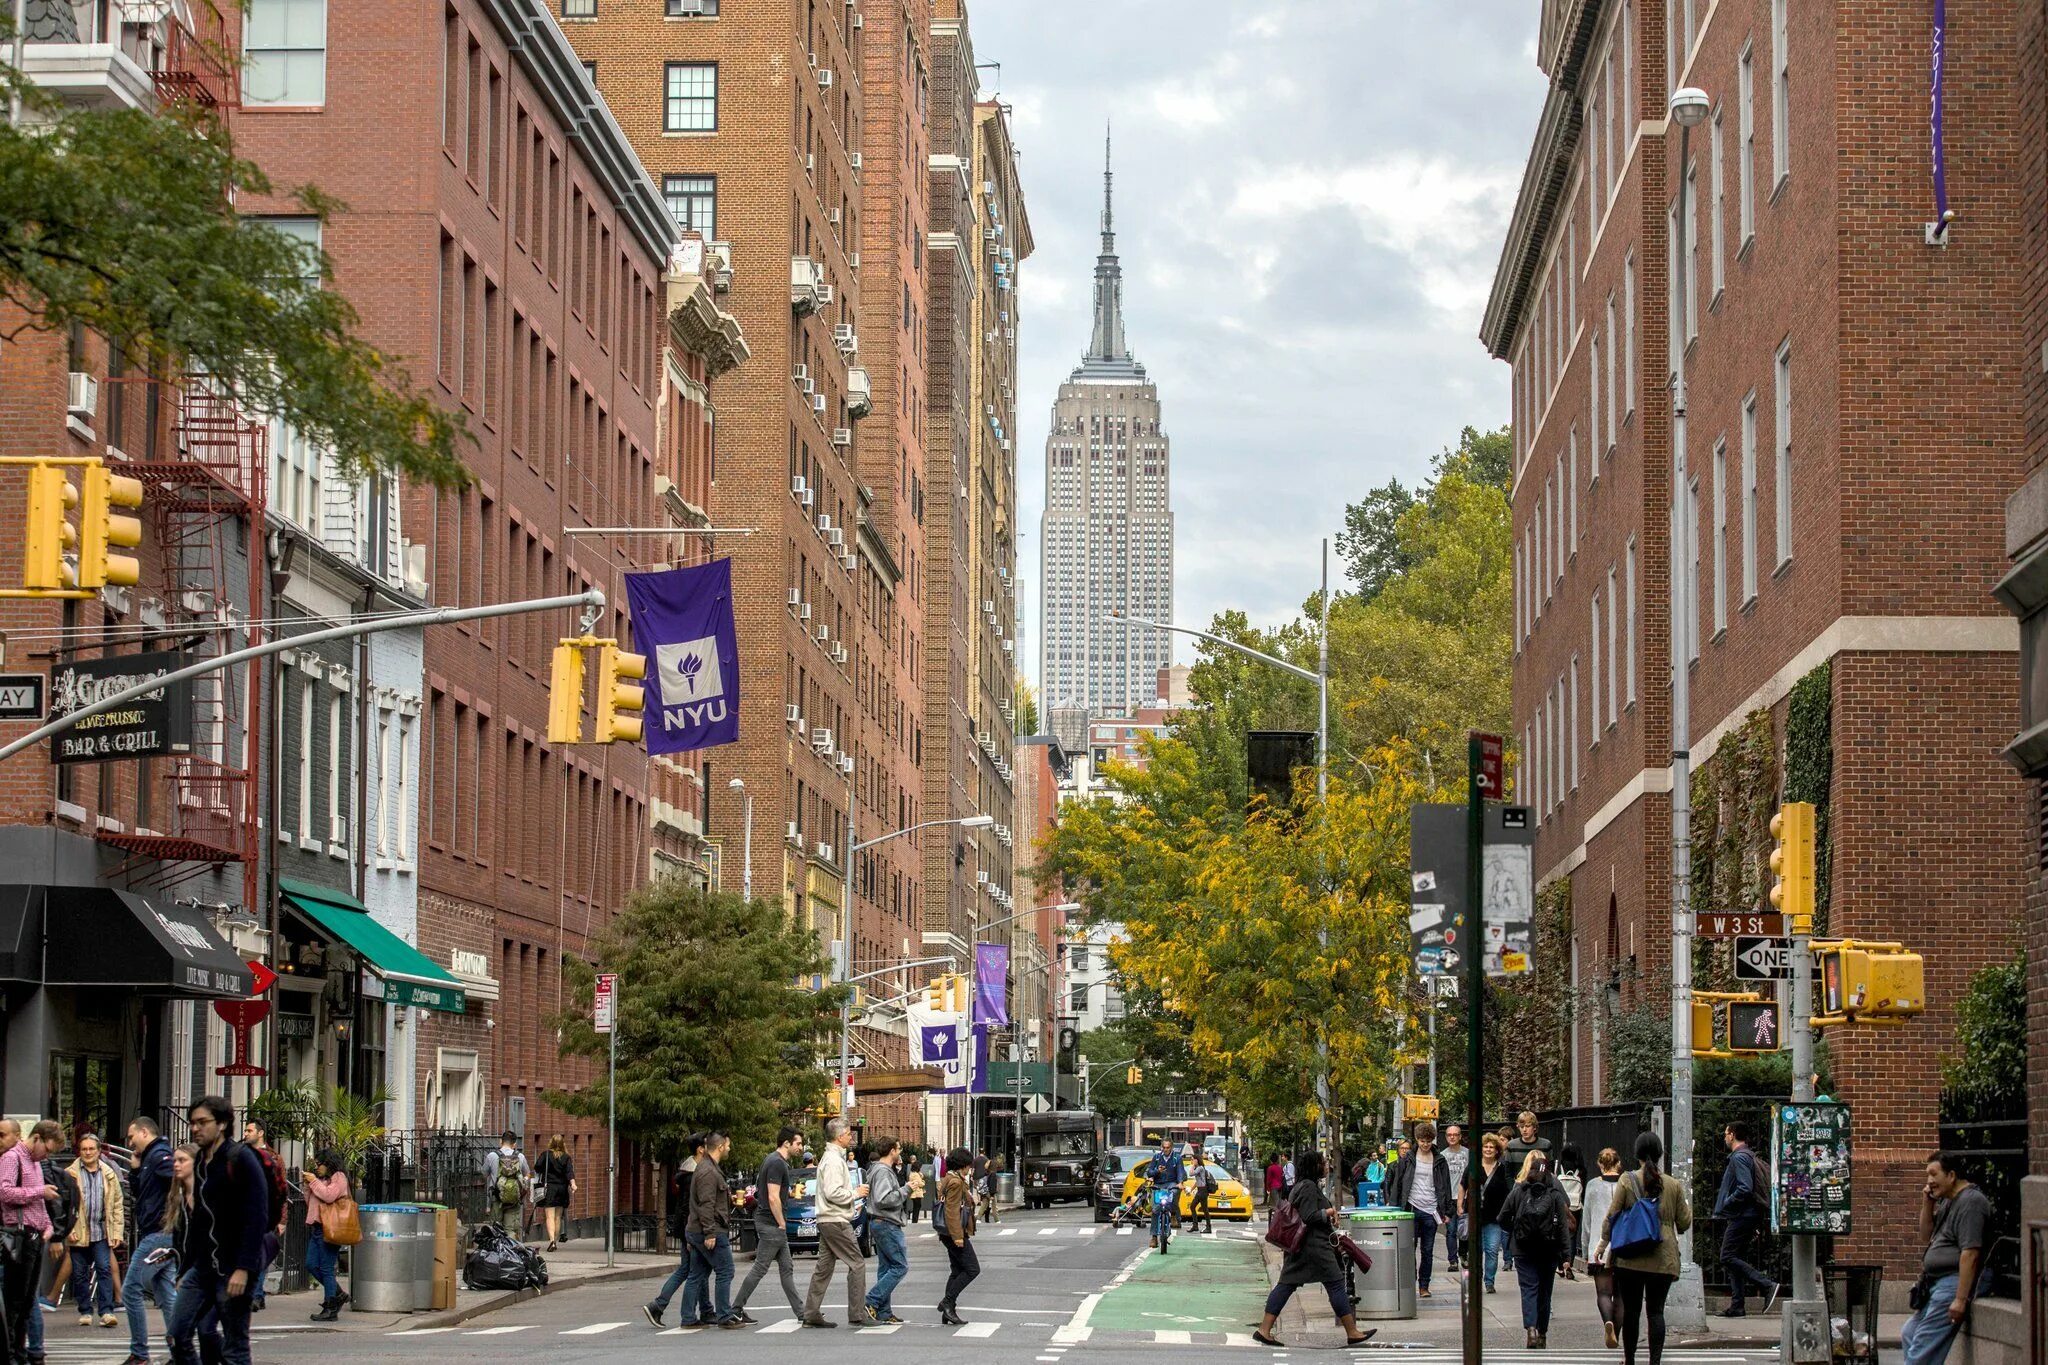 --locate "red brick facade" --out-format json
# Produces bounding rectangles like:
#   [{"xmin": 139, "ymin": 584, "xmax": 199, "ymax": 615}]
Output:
[{"xmin": 1487, "ymin": 0, "xmax": 2029, "ymax": 1284}]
